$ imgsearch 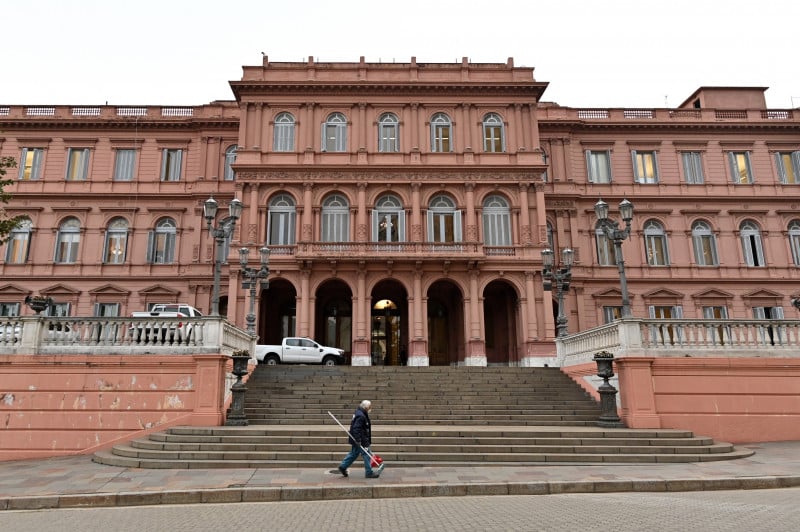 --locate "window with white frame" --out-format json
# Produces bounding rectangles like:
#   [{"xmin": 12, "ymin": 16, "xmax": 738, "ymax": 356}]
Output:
[
  {"xmin": 267, "ymin": 194, "xmax": 296, "ymax": 246},
  {"xmin": 482, "ymin": 113, "xmax": 505, "ymax": 153},
  {"xmin": 775, "ymin": 151, "xmax": 800, "ymax": 184},
  {"xmin": 223, "ymin": 145, "xmax": 237, "ymax": 181},
  {"xmin": 19, "ymin": 148, "xmax": 44, "ymax": 180},
  {"xmin": 378, "ymin": 113, "xmax": 399, "ymax": 152},
  {"xmin": 65, "ymin": 148, "xmax": 90, "ymax": 181},
  {"xmin": 603, "ymin": 306, "xmax": 623, "ymax": 324},
  {"xmin": 644, "ymin": 220, "xmax": 669, "ymax": 266},
  {"xmin": 322, "ymin": 113, "xmax": 347, "ymax": 152},
  {"xmin": 273, "ymin": 112, "xmax": 296, "ymax": 152},
  {"xmin": 482, "ymin": 195, "xmax": 511, "ymax": 246},
  {"xmin": 4, "ymin": 218, "xmax": 32, "ymax": 264},
  {"xmin": 45, "ymin": 302, "xmax": 71, "ymax": 317},
  {"xmin": 427, "ymin": 195, "xmax": 461, "ymax": 243},
  {"xmin": 372, "ymin": 195, "xmax": 405, "ymax": 242},
  {"xmin": 0, "ymin": 302, "xmax": 20, "ymax": 316},
  {"xmin": 752, "ymin": 305, "xmax": 784, "ymax": 345},
  {"xmin": 113, "ymin": 149, "xmax": 136, "ymax": 181},
  {"xmin": 430, "ymin": 113, "xmax": 452, "ymax": 153},
  {"xmin": 147, "ymin": 217, "xmax": 177, "ymax": 264},
  {"xmin": 681, "ymin": 151, "xmax": 705, "ymax": 184},
  {"xmin": 790, "ymin": 220, "xmax": 800, "ymax": 266},
  {"xmin": 740, "ymin": 220, "xmax": 765, "ymax": 267},
  {"xmin": 728, "ymin": 151, "xmax": 754, "ymax": 184},
  {"xmin": 595, "ymin": 225, "xmax": 613, "ymax": 266},
  {"xmin": 648, "ymin": 304, "xmax": 684, "ymax": 344},
  {"xmin": 321, "ymin": 194, "xmax": 350, "ymax": 242},
  {"xmin": 160, "ymin": 149, "xmax": 183, "ymax": 181},
  {"xmin": 691, "ymin": 221, "xmax": 718, "ymax": 266},
  {"xmin": 54, "ymin": 217, "xmax": 81, "ymax": 264},
  {"xmin": 632, "ymin": 150, "xmax": 658, "ymax": 183},
  {"xmin": 94, "ymin": 302, "xmax": 120, "ymax": 317},
  {"xmin": 103, "ymin": 217, "xmax": 128, "ymax": 264},
  {"xmin": 703, "ymin": 306, "xmax": 728, "ymax": 320},
  {"xmin": 586, "ymin": 150, "xmax": 612, "ymax": 183}
]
